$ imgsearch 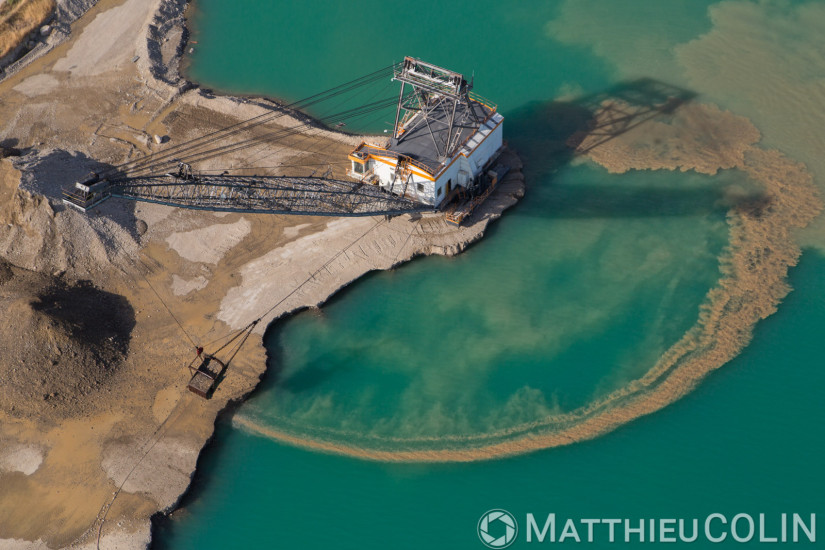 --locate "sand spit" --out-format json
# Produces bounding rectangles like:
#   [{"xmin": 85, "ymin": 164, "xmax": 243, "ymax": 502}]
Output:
[
  {"xmin": 234, "ymin": 101, "xmax": 822, "ymax": 462},
  {"xmin": 0, "ymin": 0, "xmax": 525, "ymax": 545}
]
